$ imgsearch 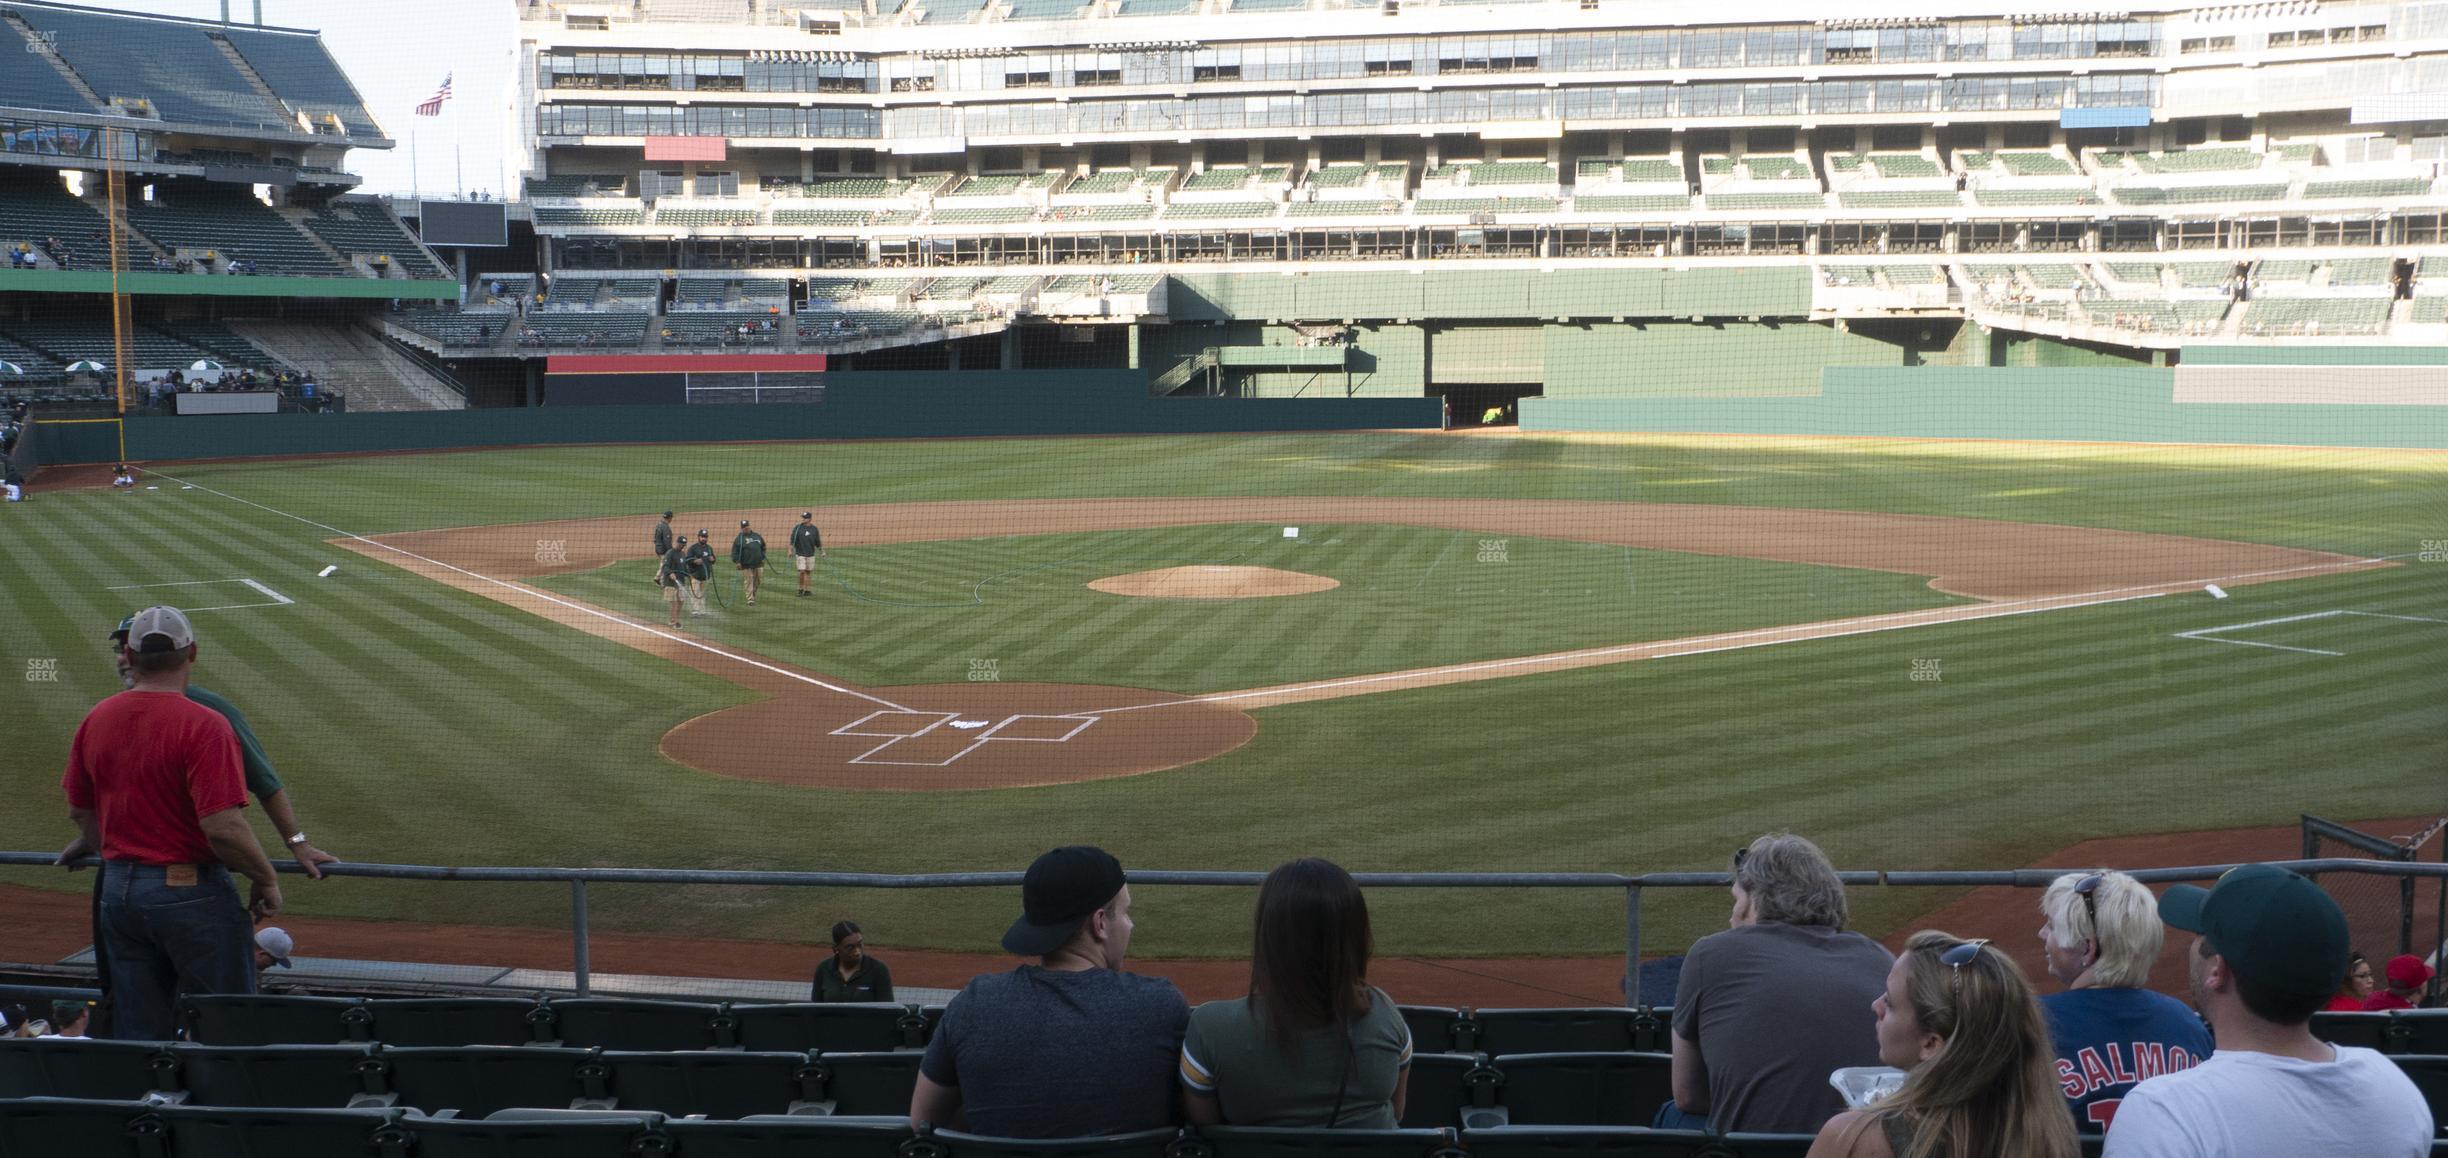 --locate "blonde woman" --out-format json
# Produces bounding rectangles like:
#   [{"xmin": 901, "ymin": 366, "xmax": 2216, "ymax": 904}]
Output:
[
  {"xmin": 2035, "ymin": 870, "xmax": 2211, "ymax": 1130},
  {"xmin": 1808, "ymin": 932, "xmax": 2080, "ymax": 1158}
]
